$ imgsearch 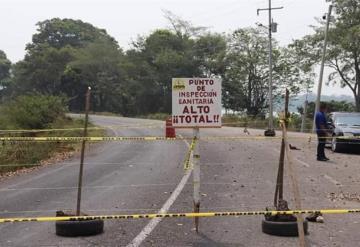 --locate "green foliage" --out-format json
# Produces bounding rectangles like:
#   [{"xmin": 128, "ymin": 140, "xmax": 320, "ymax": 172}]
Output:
[
  {"xmin": 3, "ymin": 16, "xmax": 313, "ymax": 117},
  {"xmin": 7, "ymin": 18, "xmax": 123, "ymax": 113},
  {"xmin": 291, "ymin": 0, "xmax": 360, "ymax": 111},
  {"xmin": 0, "ymin": 50, "xmax": 11, "ymax": 83},
  {"xmin": 0, "ymin": 117, "xmax": 105, "ymax": 174},
  {"xmin": 0, "ymin": 95, "xmax": 67, "ymax": 129},
  {"xmin": 222, "ymin": 113, "xmax": 268, "ymax": 129},
  {"xmin": 223, "ymin": 28, "xmax": 313, "ymax": 116},
  {"xmin": 127, "ymin": 29, "xmax": 202, "ymax": 114},
  {"xmin": 29, "ymin": 18, "xmax": 117, "ymax": 50},
  {"xmin": 63, "ymin": 39, "xmax": 128, "ymax": 113},
  {"xmin": 139, "ymin": 113, "xmax": 170, "ymax": 121},
  {"xmin": 12, "ymin": 45, "xmax": 76, "ymax": 95},
  {"xmin": 297, "ymin": 100, "xmax": 355, "ymax": 120},
  {"xmin": 0, "ymin": 94, "xmax": 105, "ymax": 174}
]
